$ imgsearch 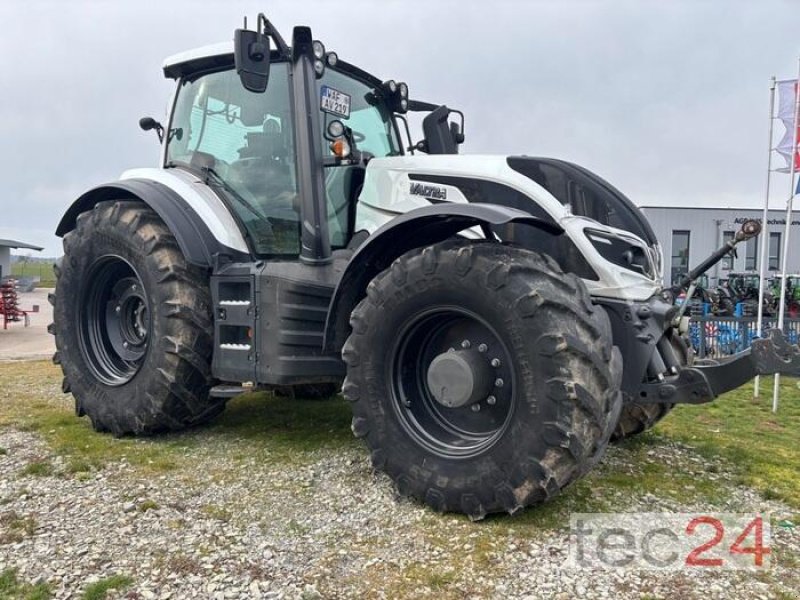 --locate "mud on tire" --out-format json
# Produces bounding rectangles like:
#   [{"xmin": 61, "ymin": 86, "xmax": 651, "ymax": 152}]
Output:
[
  {"xmin": 342, "ymin": 240, "xmax": 623, "ymax": 519},
  {"xmin": 50, "ymin": 200, "xmax": 224, "ymax": 435}
]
